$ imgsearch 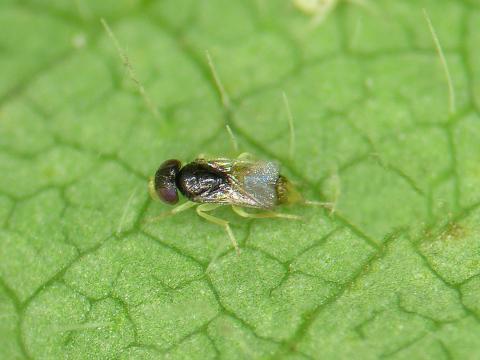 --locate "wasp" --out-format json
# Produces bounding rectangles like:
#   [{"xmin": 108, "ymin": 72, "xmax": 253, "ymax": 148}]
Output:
[{"xmin": 148, "ymin": 153, "xmax": 327, "ymax": 254}]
